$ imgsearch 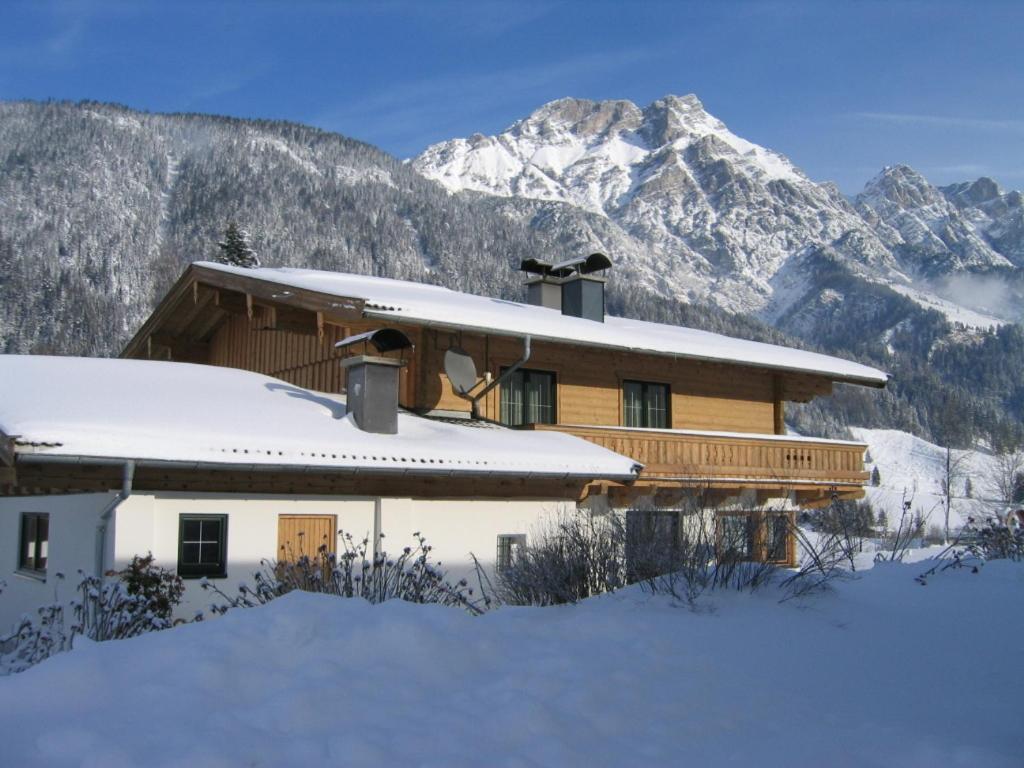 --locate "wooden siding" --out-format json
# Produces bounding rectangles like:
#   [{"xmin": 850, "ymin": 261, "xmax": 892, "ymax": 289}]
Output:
[
  {"xmin": 530, "ymin": 424, "xmax": 868, "ymax": 490},
  {"xmin": 202, "ymin": 314, "xmax": 805, "ymax": 435},
  {"xmin": 277, "ymin": 514, "xmax": 337, "ymax": 561},
  {"xmin": 5, "ymin": 462, "xmax": 591, "ymax": 500},
  {"xmin": 407, "ymin": 327, "xmax": 784, "ymax": 434},
  {"xmin": 207, "ymin": 313, "xmax": 421, "ymax": 406}
]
